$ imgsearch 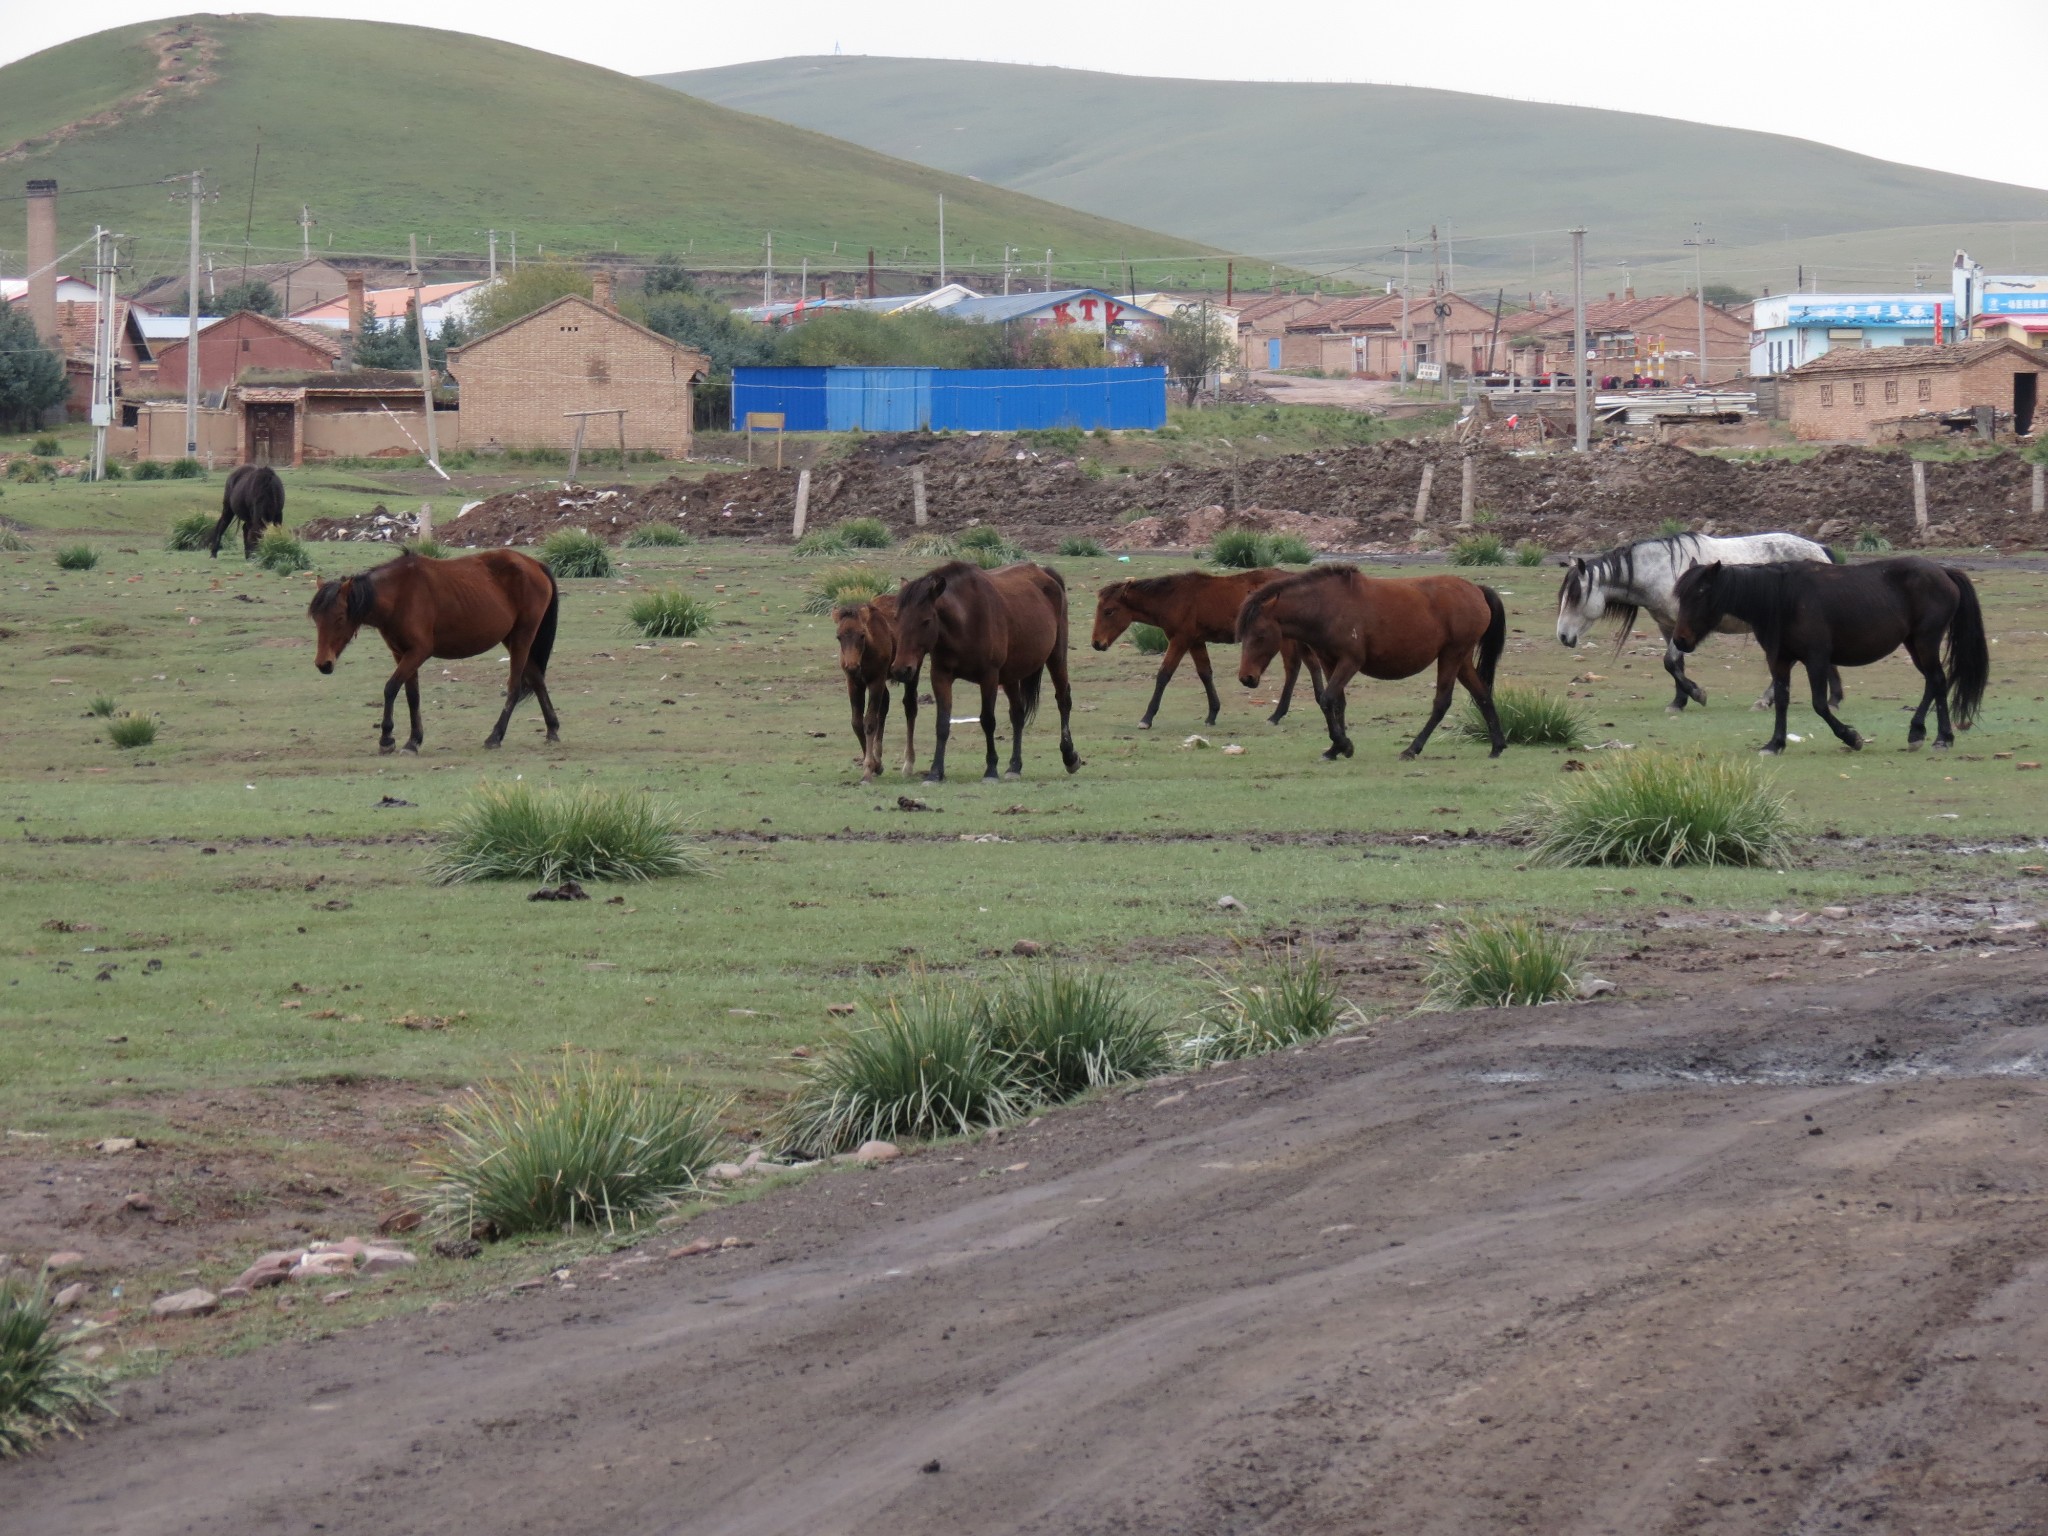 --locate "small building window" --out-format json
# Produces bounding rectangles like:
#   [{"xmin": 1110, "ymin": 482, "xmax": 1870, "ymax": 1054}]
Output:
[
  {"xmin": 1884, "ymin": 379, "xmax": 1899, "ymax": 404},
  {"xmin": 1918, "ymin": 377, "xmax": 1932, "ymax": 402},
  {"xmin": 1820, "ymin": 384, "xmax": 1834, "ymax": 407},
  {"xmin": 1851, "ymin": 382, "xmax": 1867, "ymax": 406}
]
